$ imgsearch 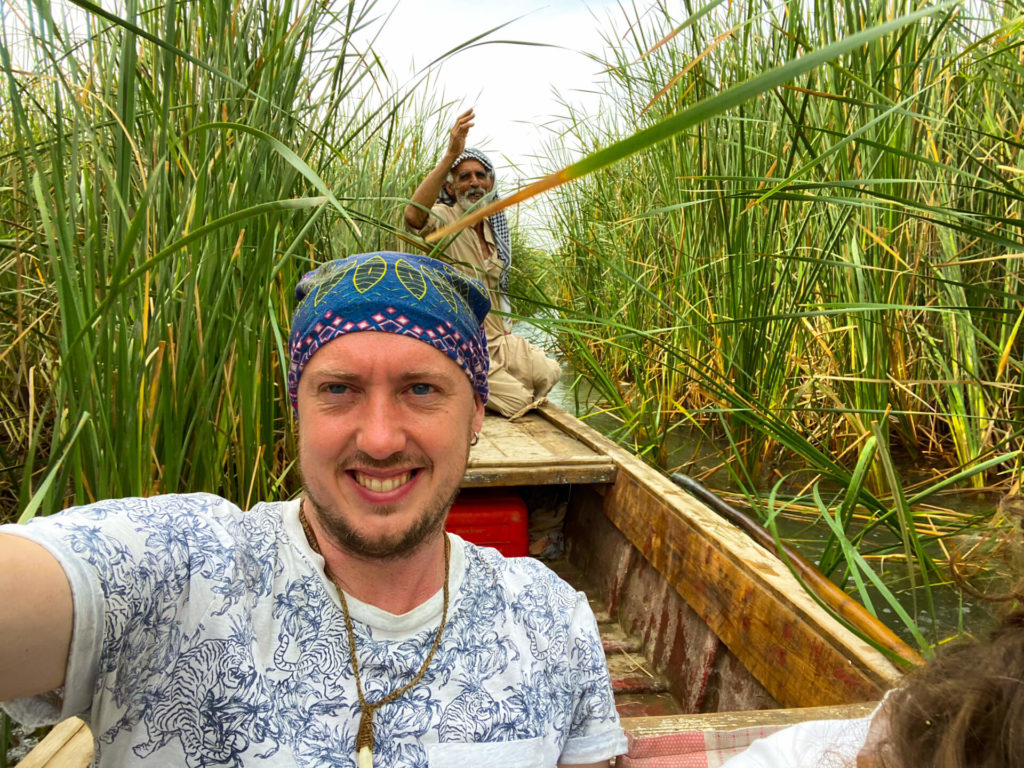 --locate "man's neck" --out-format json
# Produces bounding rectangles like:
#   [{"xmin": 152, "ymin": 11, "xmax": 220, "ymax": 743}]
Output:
[{"xmin": 300, "ymin": 500, "xmax": 447, "ymax": 615}]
